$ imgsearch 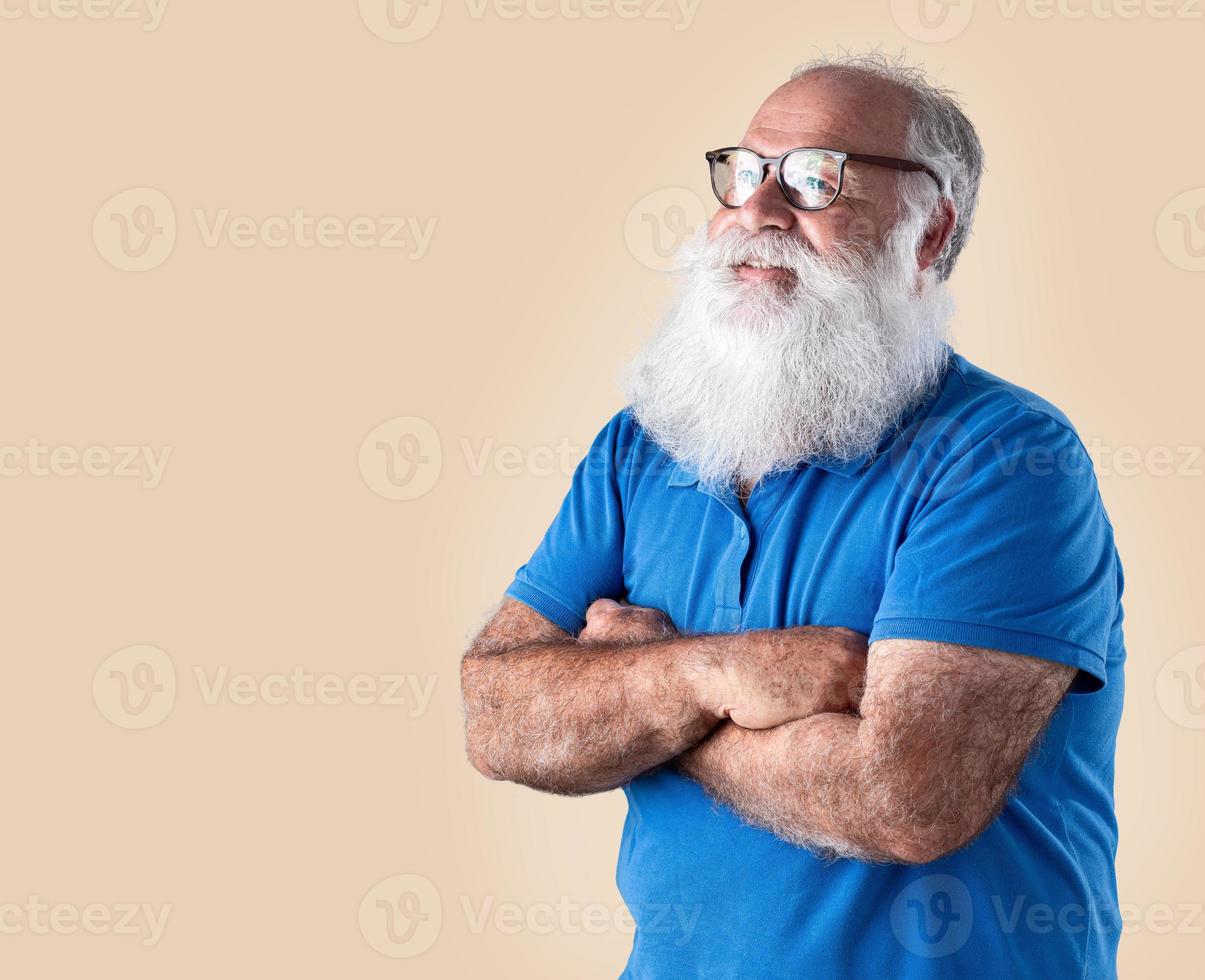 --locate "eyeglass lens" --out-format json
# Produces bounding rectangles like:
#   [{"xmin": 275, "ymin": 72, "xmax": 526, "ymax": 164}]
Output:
[{"xmin": 710, "ymin": 149, "xmax": 843, "ymax": 210}]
